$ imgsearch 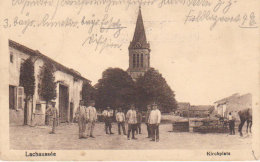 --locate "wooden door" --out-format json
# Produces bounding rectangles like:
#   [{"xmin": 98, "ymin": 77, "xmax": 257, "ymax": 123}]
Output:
[
  {"xmin": 59, "ymin": 85, "xmax": 69, "ymax": 123},
  {"xmin": 70, "ymin": 102, "xmax": 74, "ymax": 122}
]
